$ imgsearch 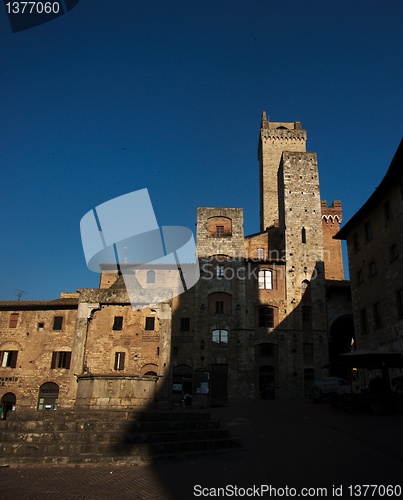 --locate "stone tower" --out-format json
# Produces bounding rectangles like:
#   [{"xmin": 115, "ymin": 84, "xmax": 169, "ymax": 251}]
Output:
[
  {"xmin": 321, "ymin": 200, "xmax": 344, "ymax": 280},
  {"xmin": 258, "ymin": 111, "xmax": 306, "ymax": 231}
]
